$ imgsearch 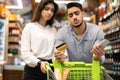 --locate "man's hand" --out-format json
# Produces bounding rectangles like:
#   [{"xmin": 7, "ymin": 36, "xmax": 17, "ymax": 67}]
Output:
[
  {"xmin": 54, "ymin": 51, "xmax": 68, "ymax": 62},
  {"xmin": 91, "ymin": 44, "xmax": 105, "ymax": 60}
]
